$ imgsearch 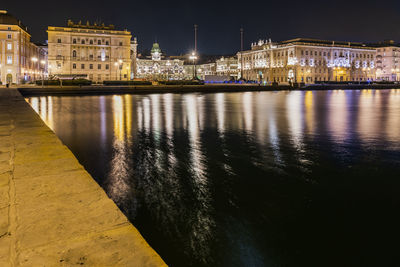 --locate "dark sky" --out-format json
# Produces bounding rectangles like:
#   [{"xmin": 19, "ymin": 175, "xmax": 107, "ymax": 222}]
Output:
[{"xmin": 3, "ymin": 0, "xmax": 400, "ymax": 55}]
